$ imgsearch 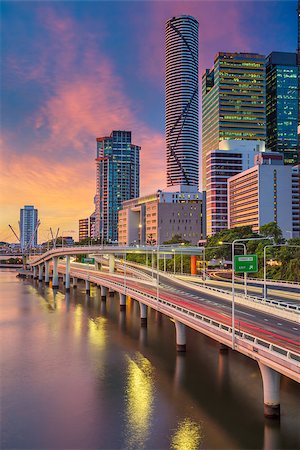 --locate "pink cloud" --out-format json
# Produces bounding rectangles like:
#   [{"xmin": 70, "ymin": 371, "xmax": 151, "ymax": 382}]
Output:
[
  {"xmin": 134, "ymin": 1, "xmax": 251, "ymax": 84},
  {"xmin": 1, "ymin": 7, "xmax": 165, "ymax": 240}
]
